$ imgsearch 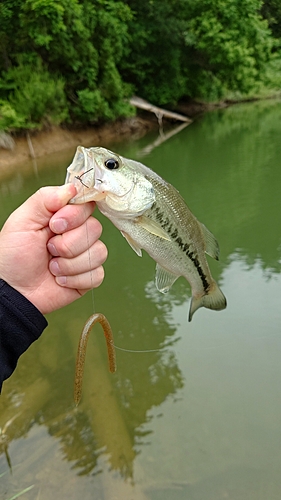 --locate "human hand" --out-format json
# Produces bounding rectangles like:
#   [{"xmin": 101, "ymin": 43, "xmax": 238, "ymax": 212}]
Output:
[{"xmin": 0, "ymin": 184, "xmax": 107, "ymax": 315}]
